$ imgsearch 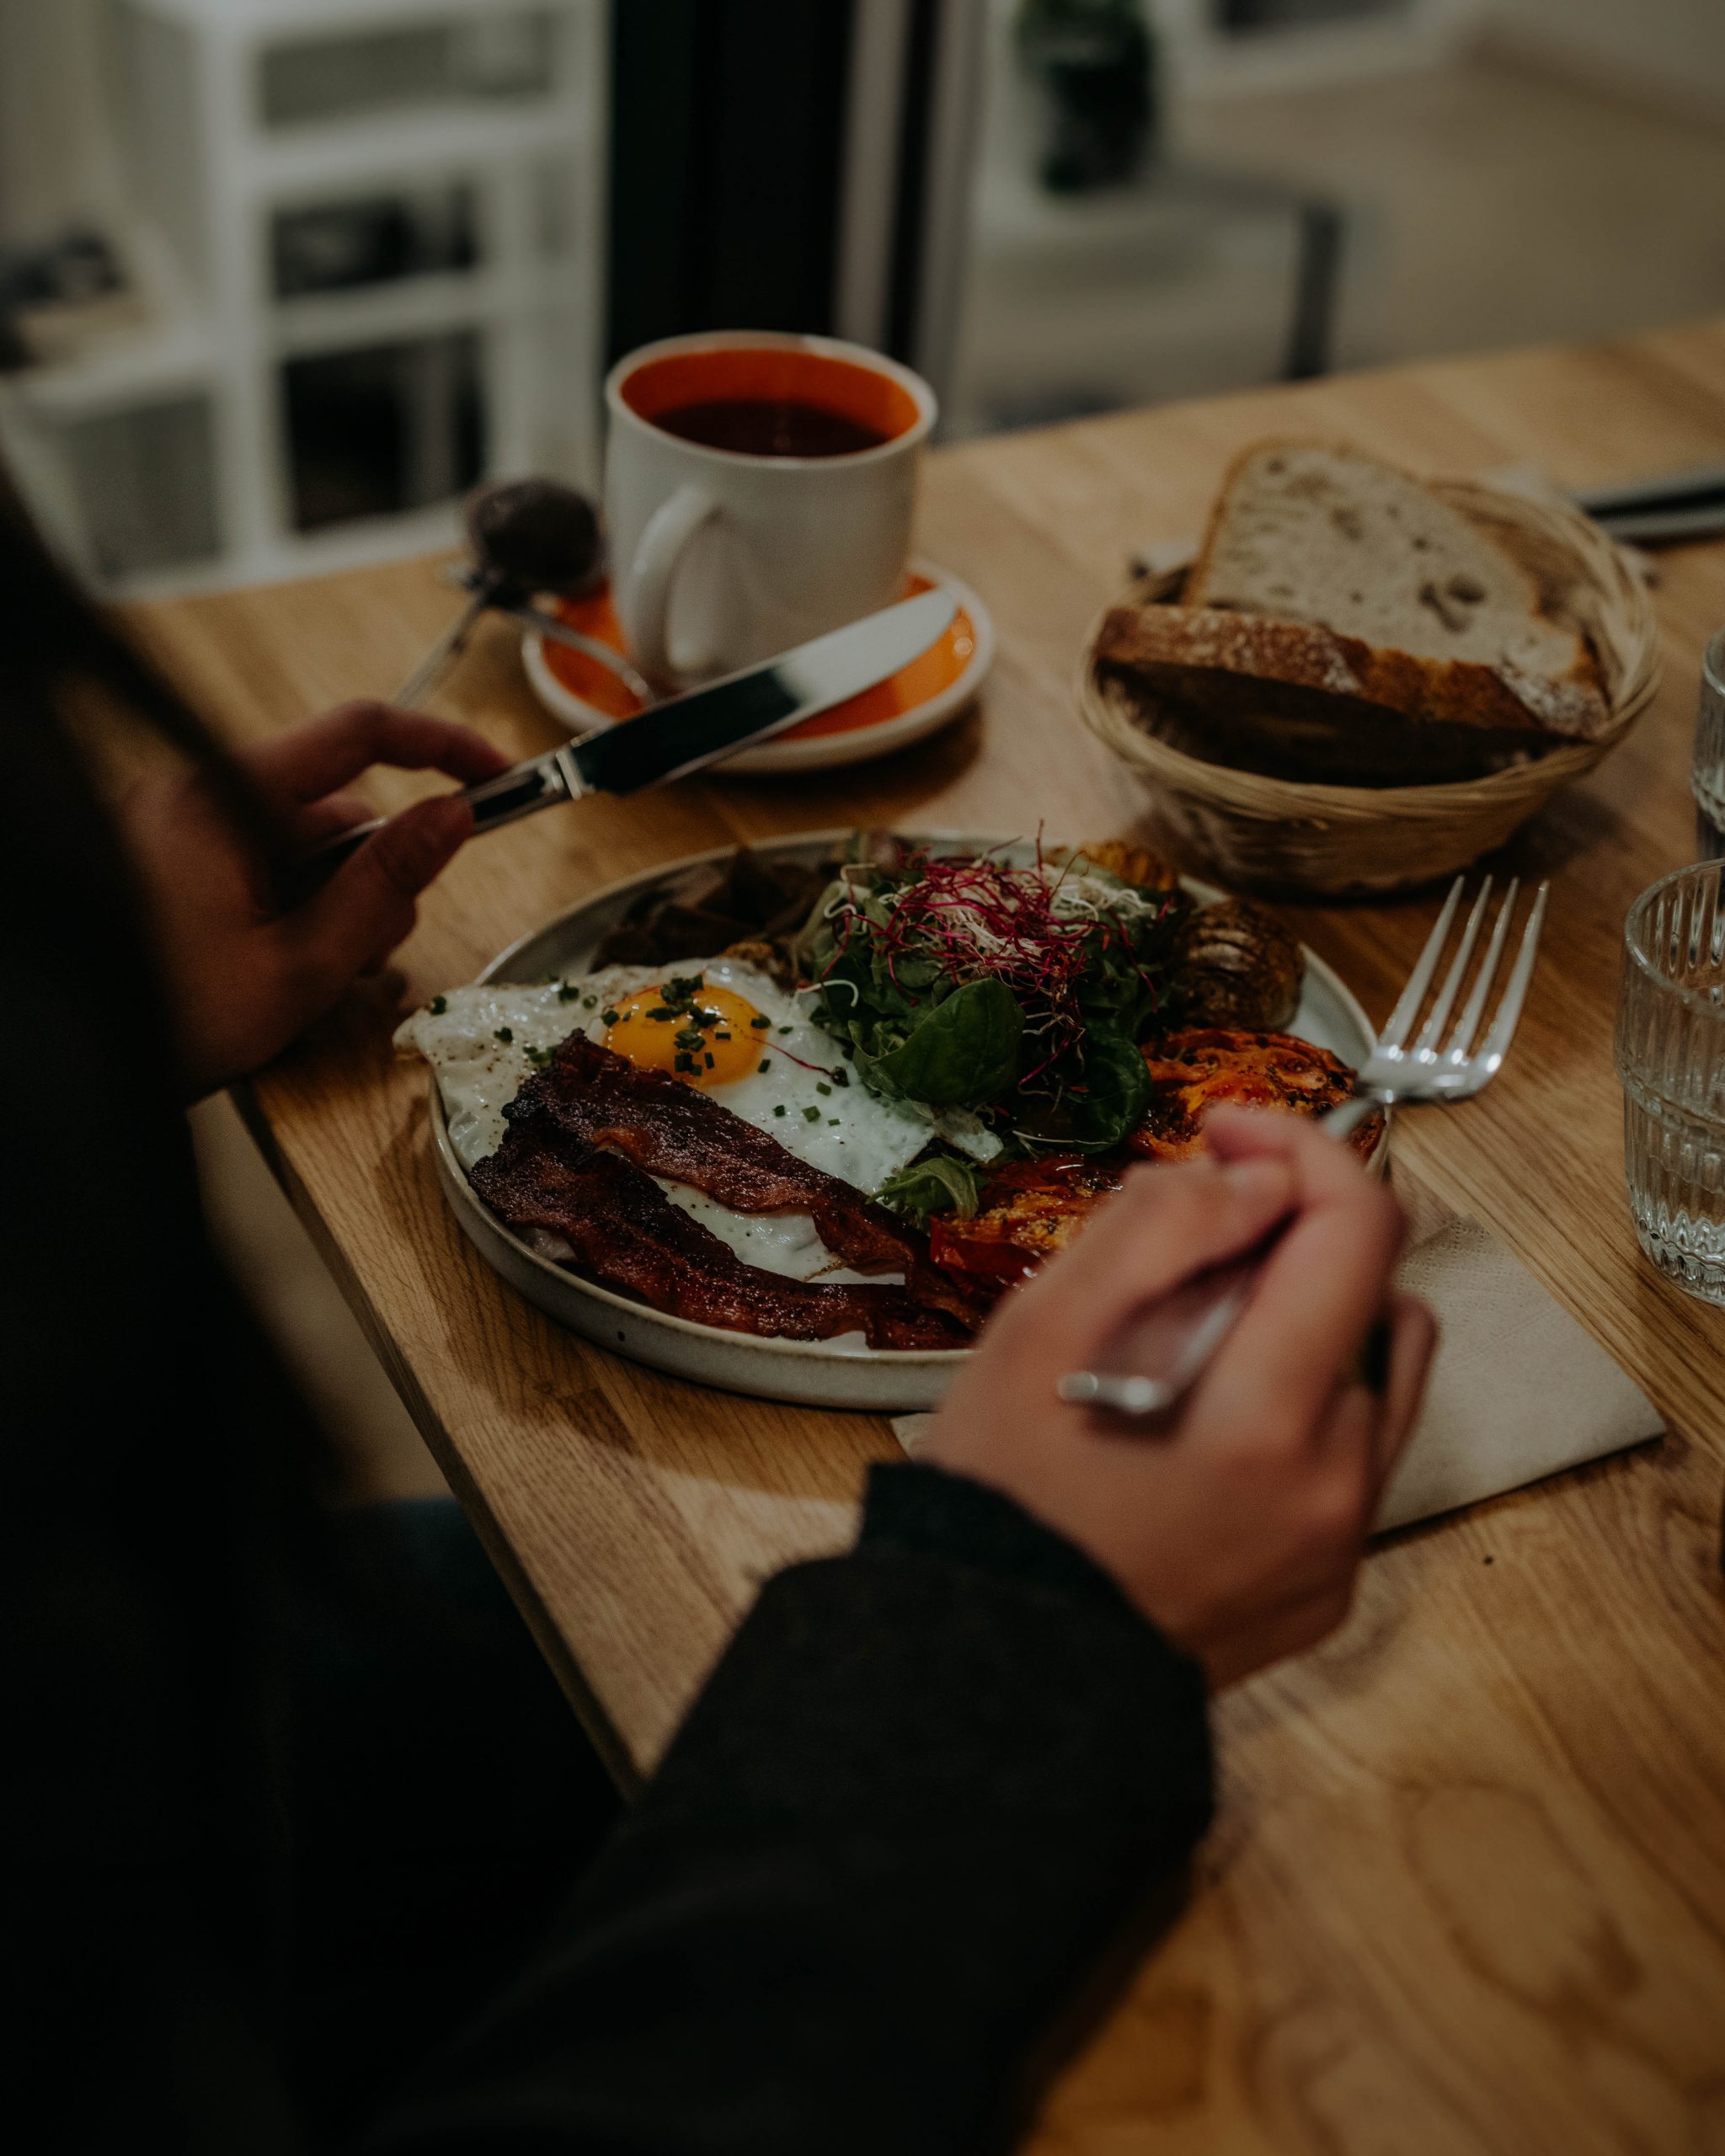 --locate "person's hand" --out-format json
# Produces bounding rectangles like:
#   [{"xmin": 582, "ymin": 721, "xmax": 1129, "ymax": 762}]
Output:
[
  {"xmin": 920, "ymin": 1111, "xmax": 1435, "ymax": 1690},
  {"xmin": 119, "ymin": 700, "xmax": 510, "ymax": 1096}
]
